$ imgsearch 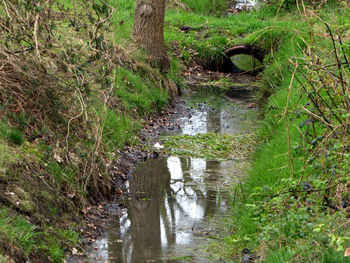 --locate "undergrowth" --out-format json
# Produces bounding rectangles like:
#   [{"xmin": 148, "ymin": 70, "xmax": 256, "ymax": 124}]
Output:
[
  {"xmin": 212, "ymin": 1, "xmax": 350, "ymax": 262},
  {"xmin": 0, "ymin": 0, "xmax": 179, "ymax": 261}
]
